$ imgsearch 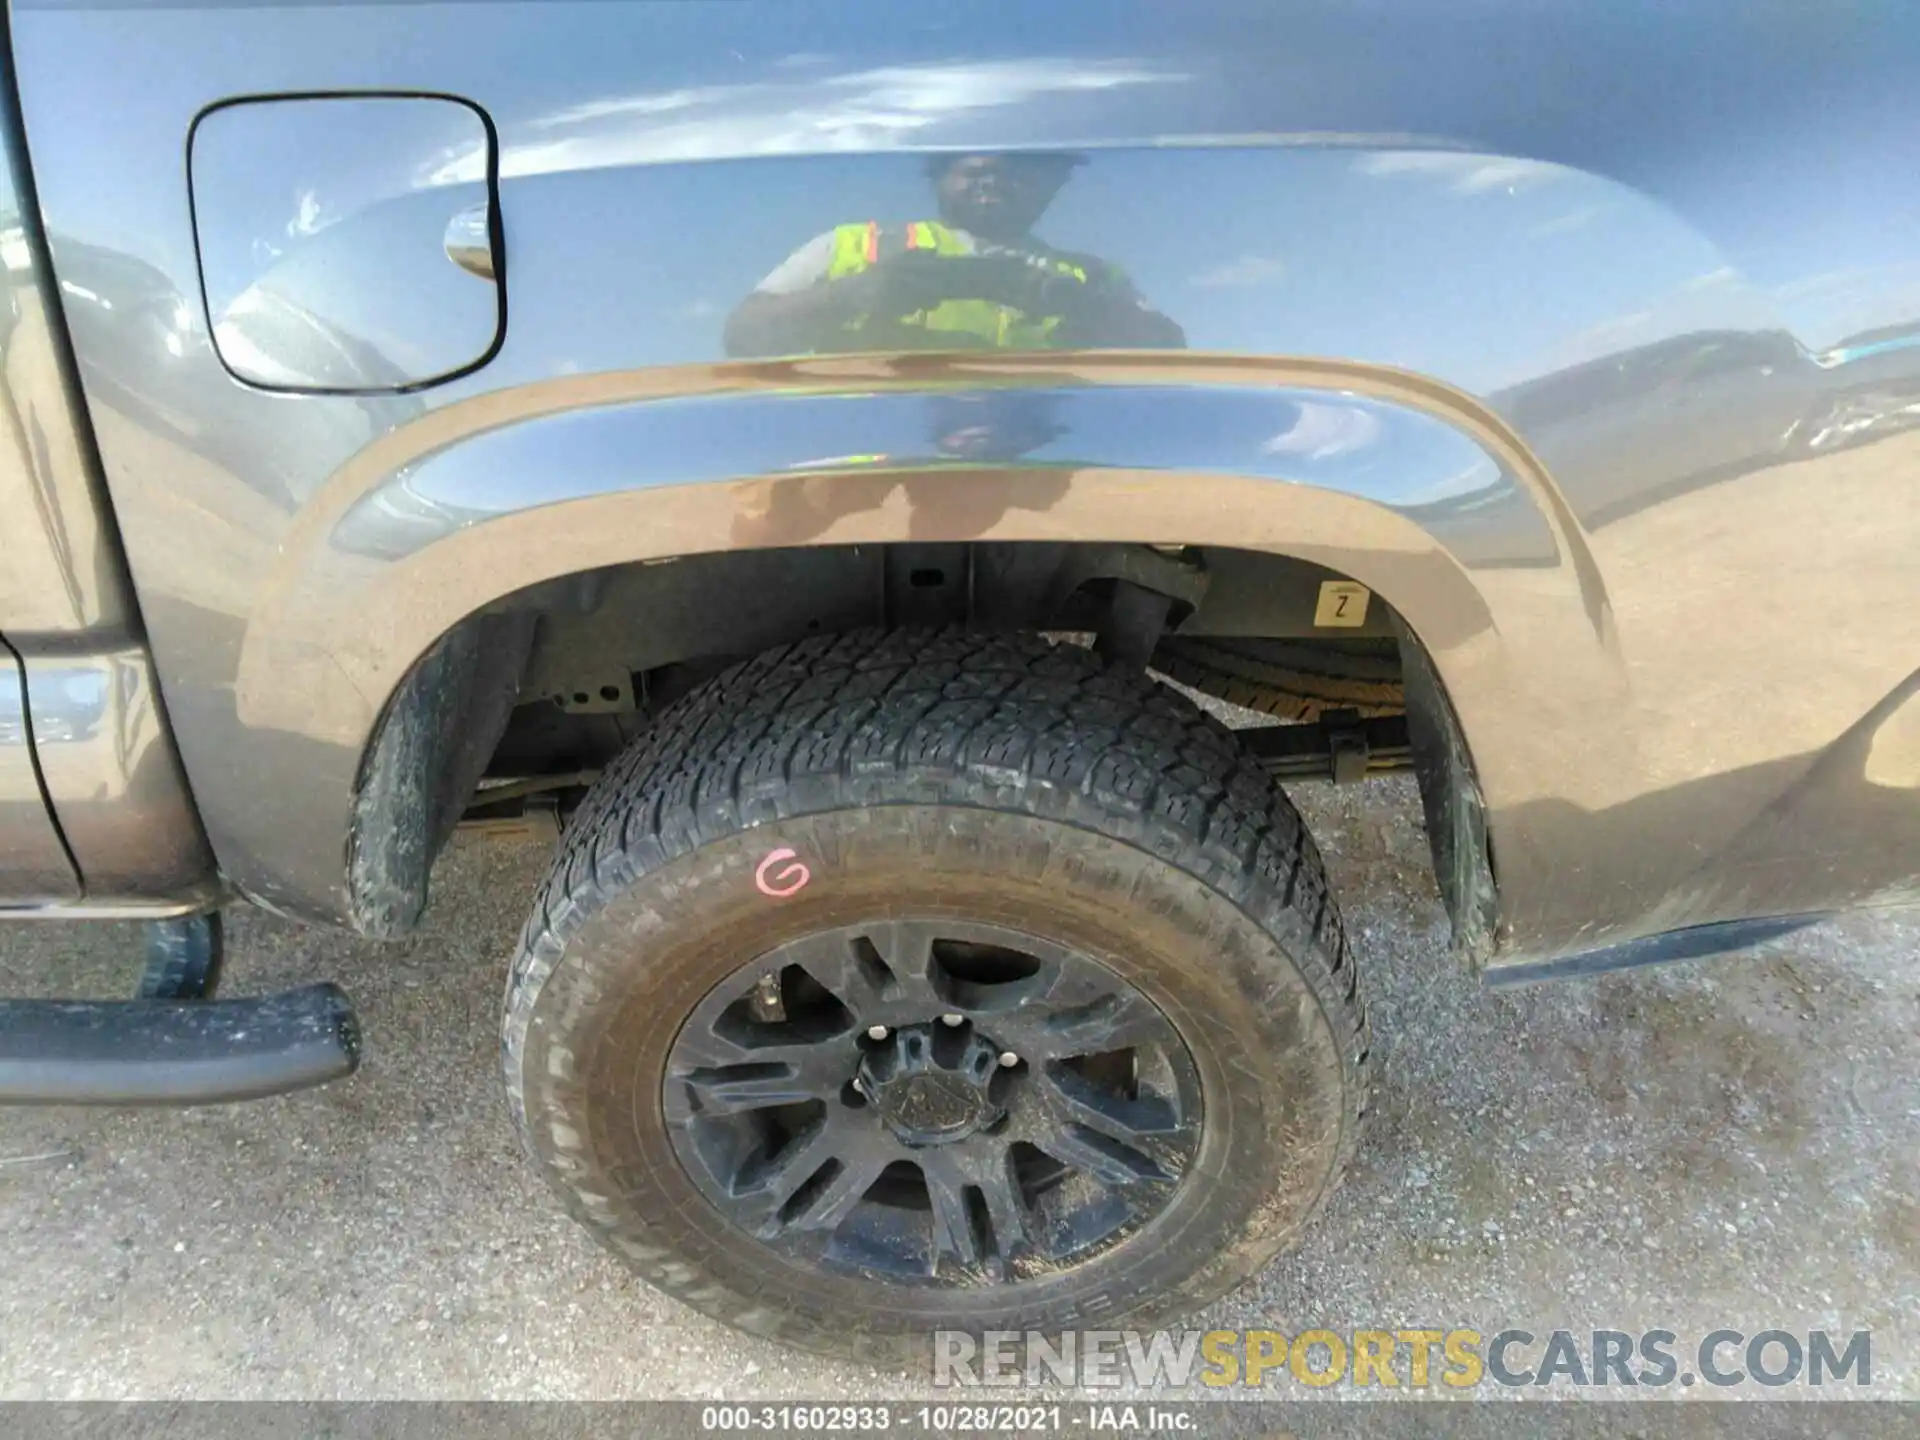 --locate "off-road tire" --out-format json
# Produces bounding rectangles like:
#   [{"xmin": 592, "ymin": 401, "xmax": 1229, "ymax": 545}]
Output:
[
  {"xmin": 1154, "ymin": 635, "xmax": 1404, "ymax": 721},
  {"xmin": 503, "ymin": 627, "xmax": 1370, "ymax": 1361}
]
